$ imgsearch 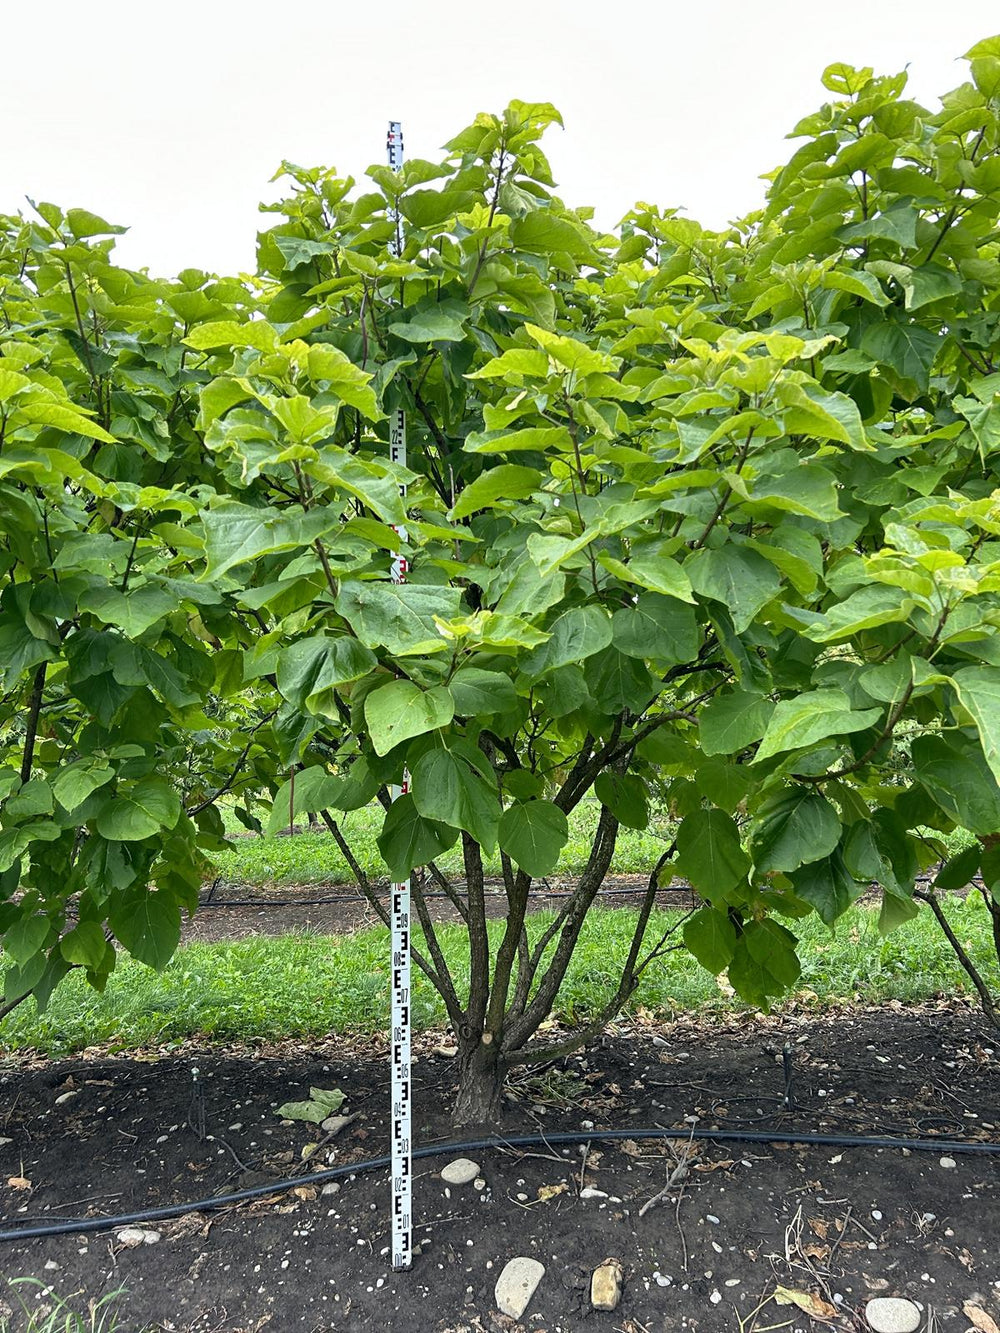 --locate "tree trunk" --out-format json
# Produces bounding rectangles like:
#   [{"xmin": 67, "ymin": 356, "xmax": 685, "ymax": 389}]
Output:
[{"xmin": 453, "ymin": 1037, "xmax": 505, "ymax": 1128}]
